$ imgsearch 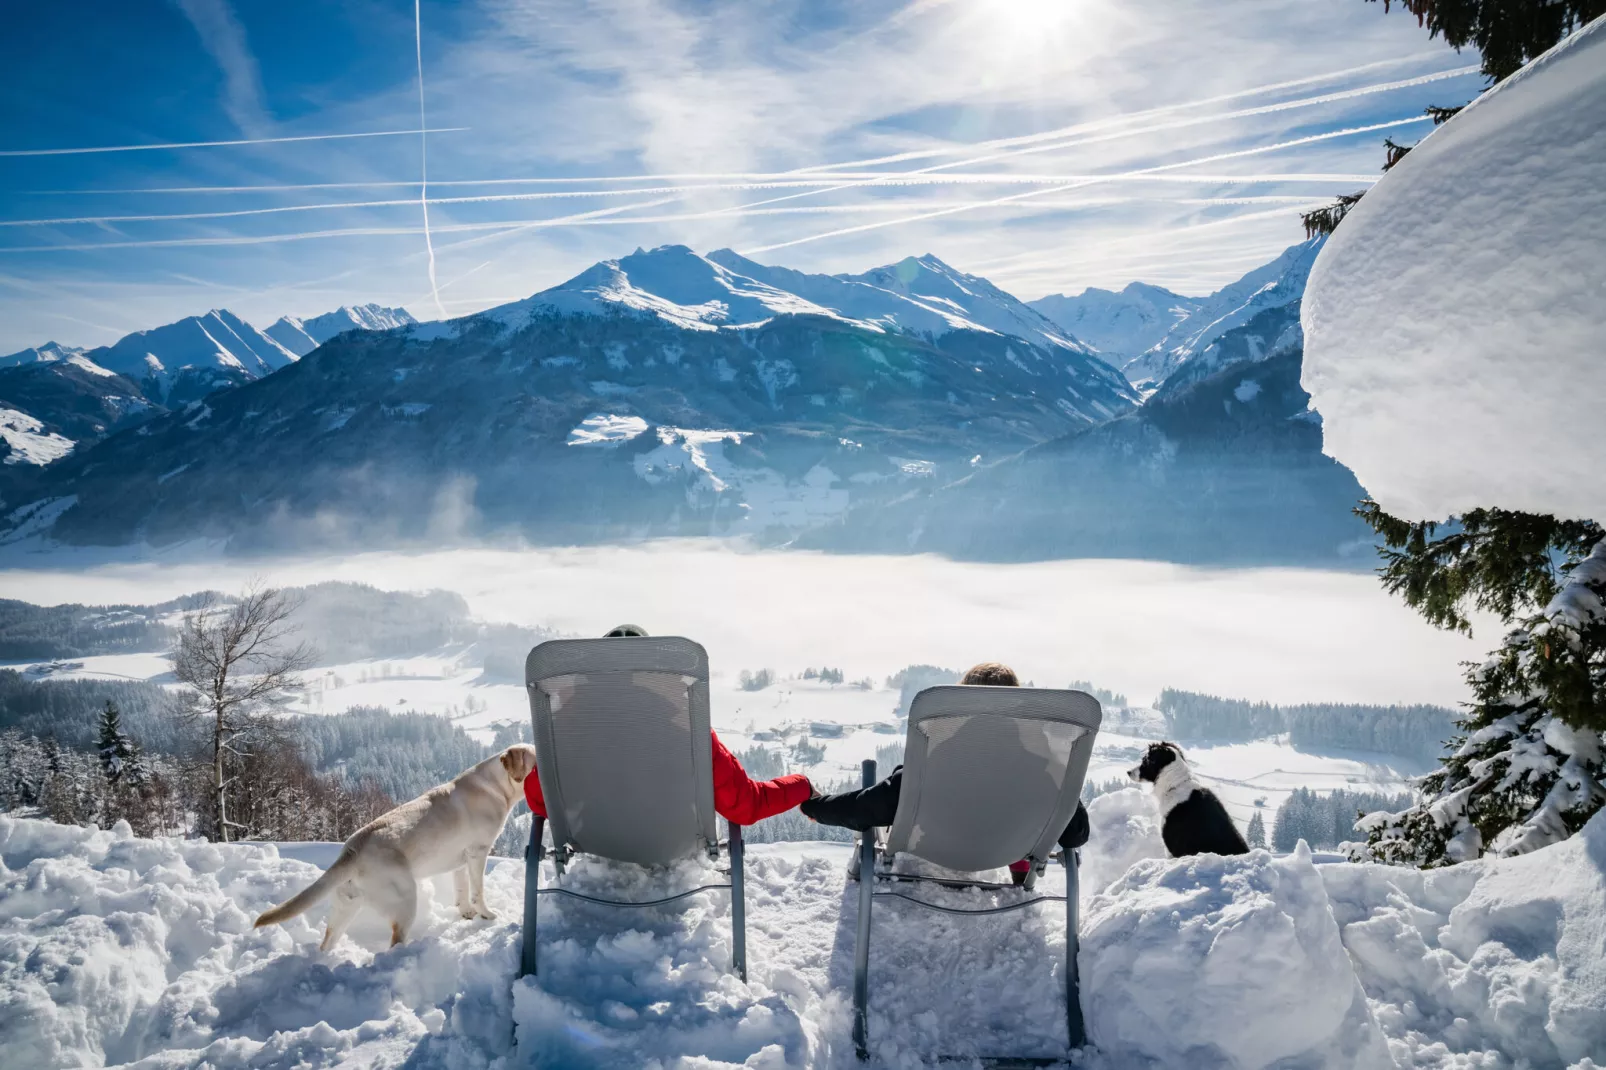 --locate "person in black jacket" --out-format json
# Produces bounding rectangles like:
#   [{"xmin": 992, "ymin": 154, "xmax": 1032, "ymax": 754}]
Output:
[{"xmin": 800, "ymin": 662, "xmax": 1091, "ymax": 885}]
